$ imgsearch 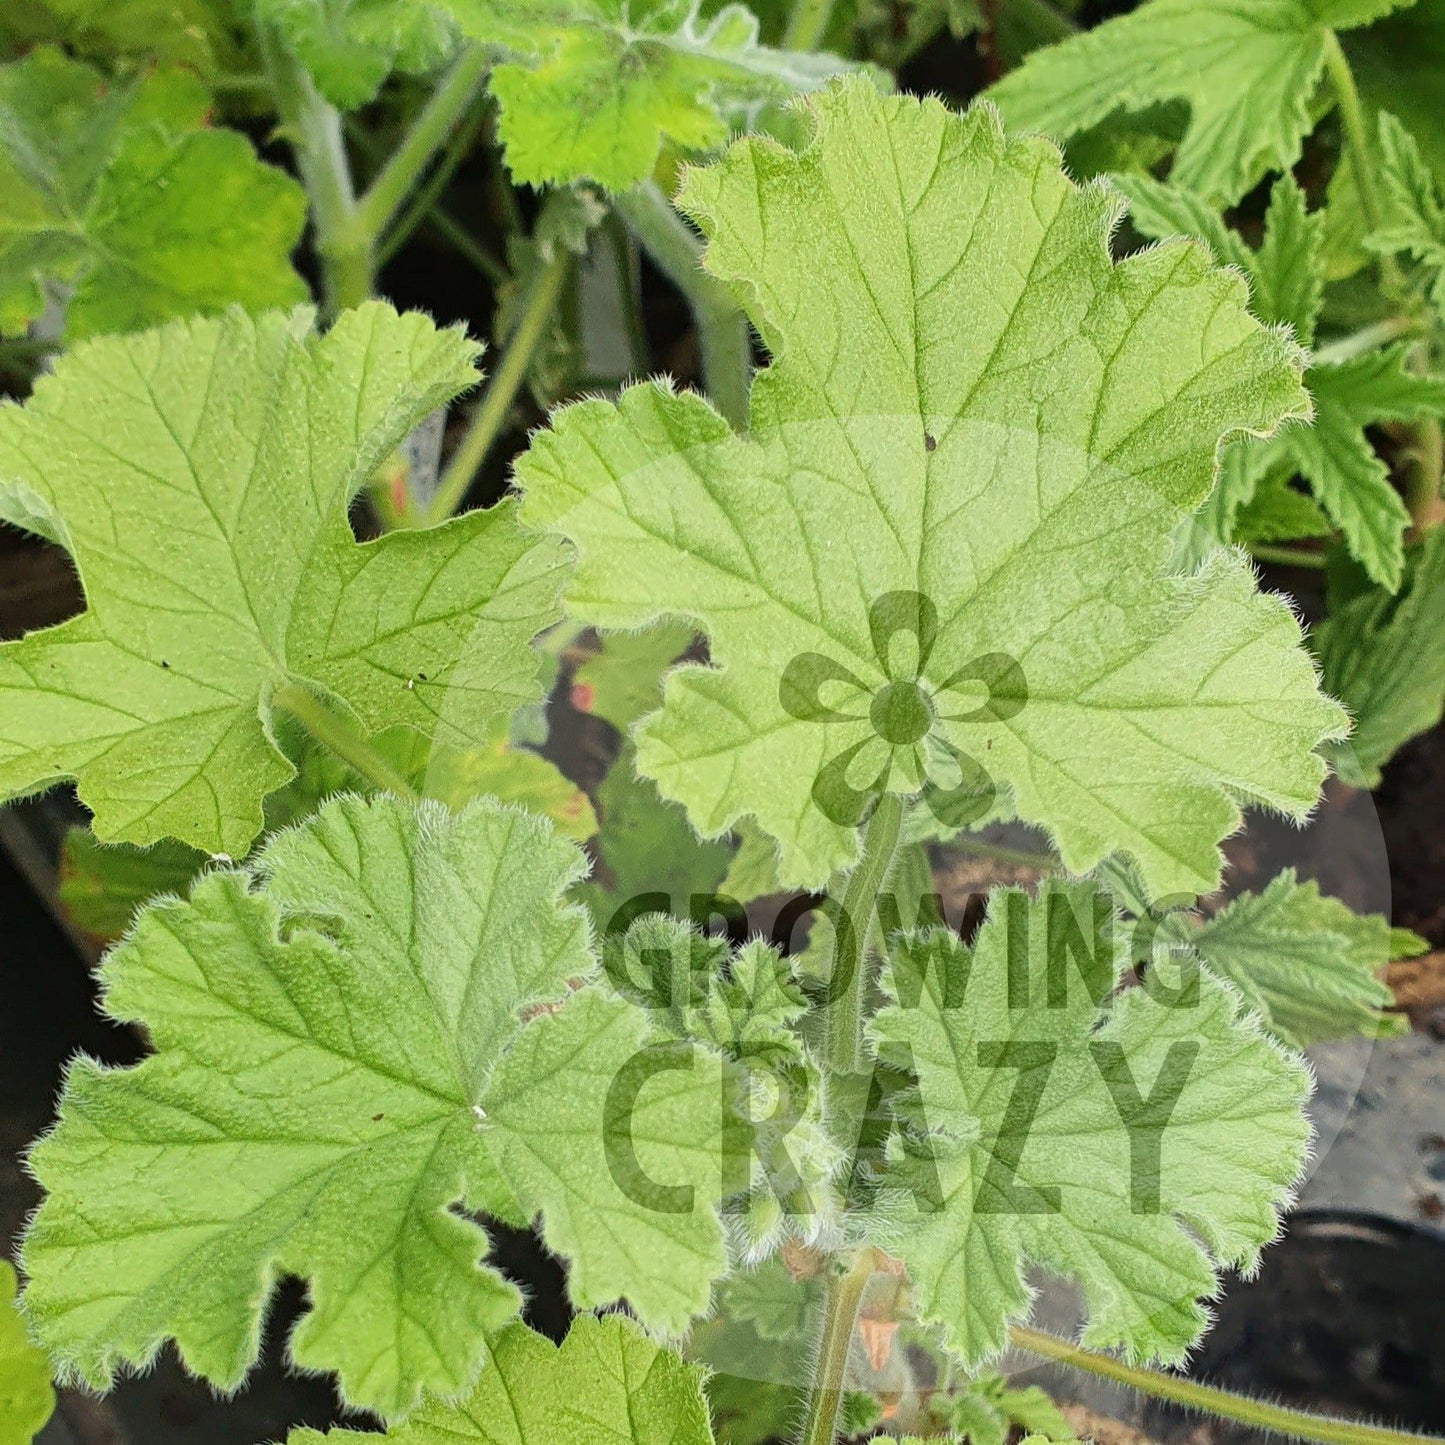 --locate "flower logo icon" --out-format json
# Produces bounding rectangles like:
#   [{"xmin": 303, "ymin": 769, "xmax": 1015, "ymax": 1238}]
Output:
[{"xmin": 779, "ymin": 591, "xmax": 1026, "ymax": 828}]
